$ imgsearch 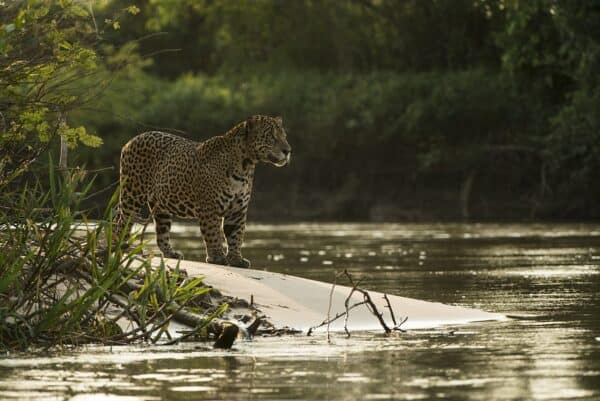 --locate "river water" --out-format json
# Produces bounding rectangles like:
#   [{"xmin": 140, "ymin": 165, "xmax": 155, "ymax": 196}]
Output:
[{"xmin": 1, "ymin": 223, "xmax": 599, "ymax": 401}]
